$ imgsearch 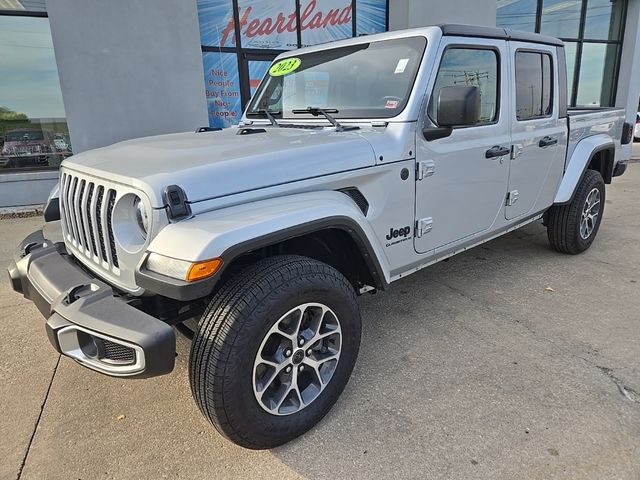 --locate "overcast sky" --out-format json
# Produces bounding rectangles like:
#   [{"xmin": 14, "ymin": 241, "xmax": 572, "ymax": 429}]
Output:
[{"xmin": 0, "ymin": 15, "xmax": 66, "ymax": 119}]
